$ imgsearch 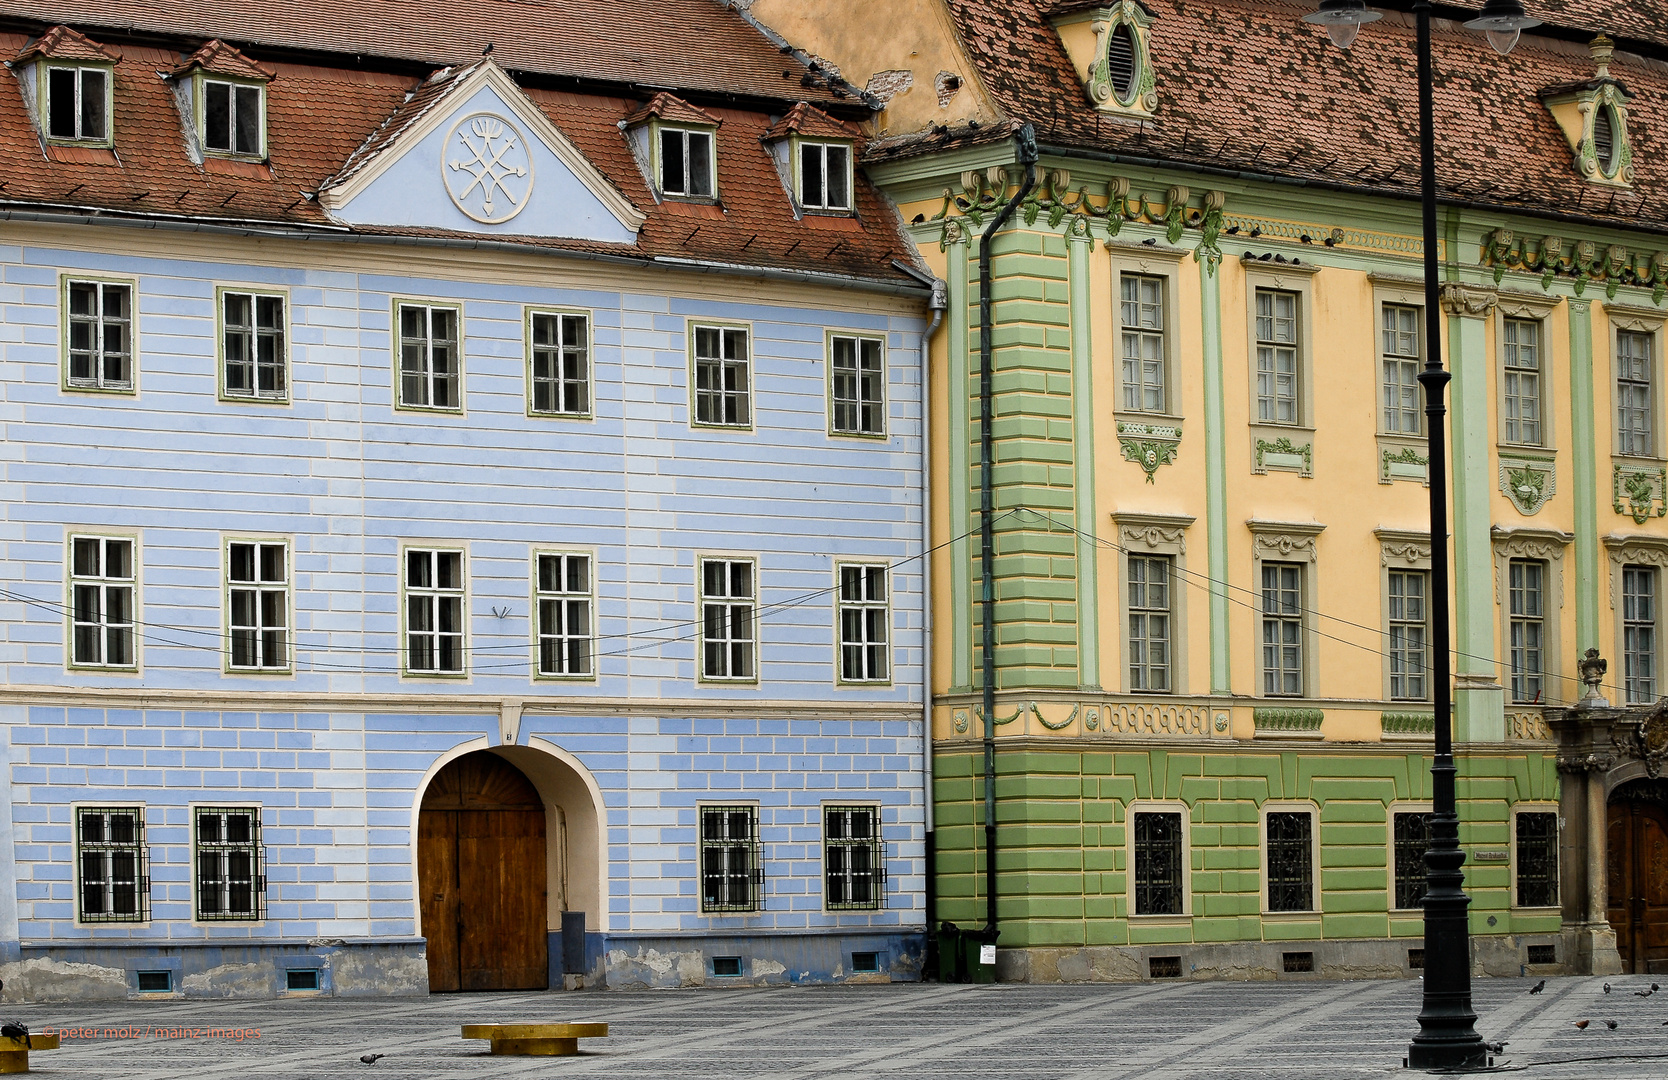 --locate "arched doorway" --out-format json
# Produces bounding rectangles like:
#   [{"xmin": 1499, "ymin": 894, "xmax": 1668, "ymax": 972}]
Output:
[
  {"xmin": 1607, "ymin": 778, "xmax": 1668, "ymax": 974},
  {"xmin": 419, "ymin": 751, "xmax": 549, "ymax": 991}
]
